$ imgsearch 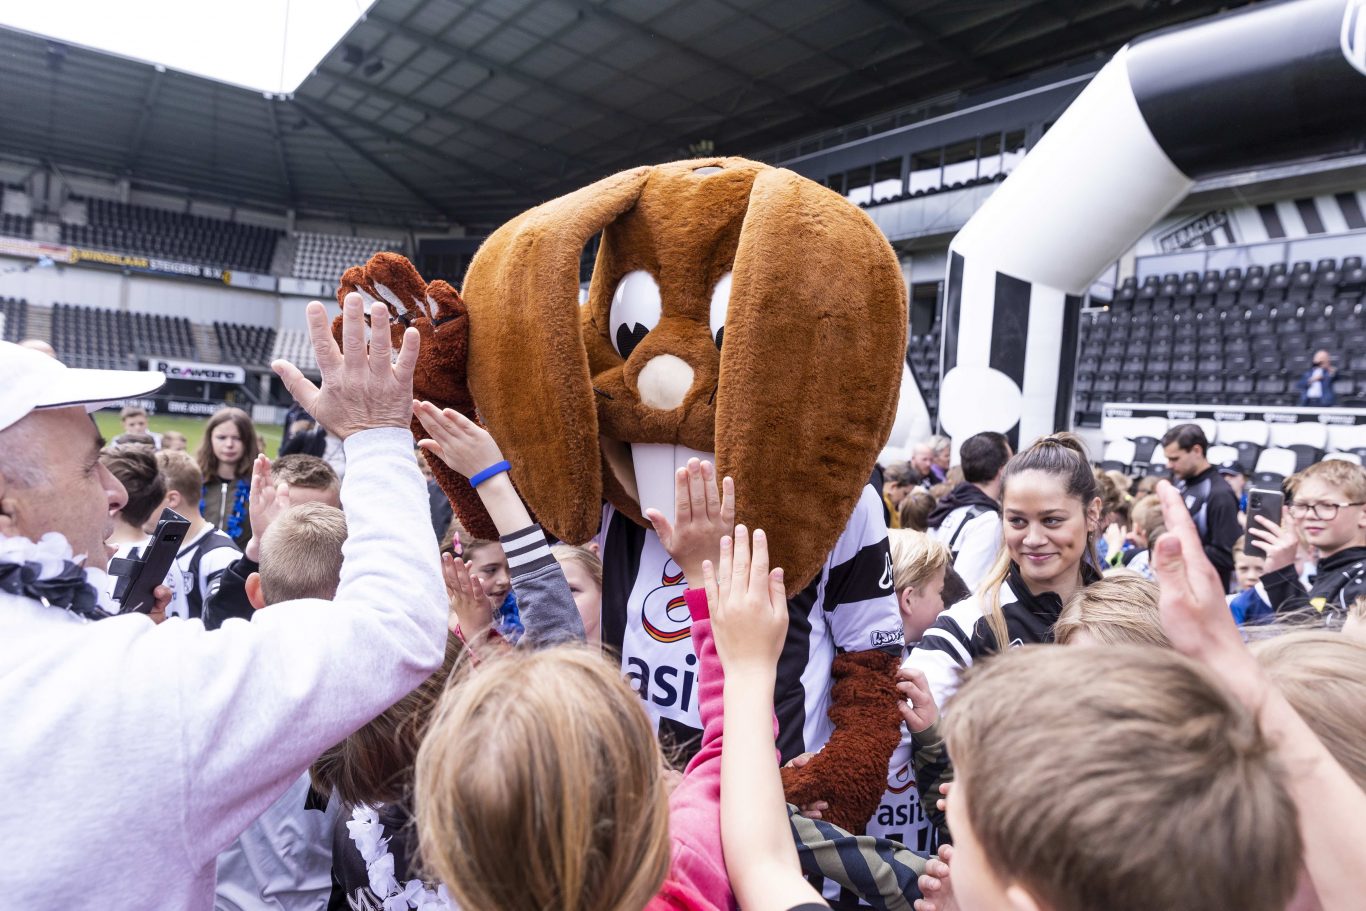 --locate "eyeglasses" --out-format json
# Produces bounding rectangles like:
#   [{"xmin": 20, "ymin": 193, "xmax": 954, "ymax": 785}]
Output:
[{"xmin": 1287, "ymin": 501, "xmax": 1366, "ymax": 520}]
